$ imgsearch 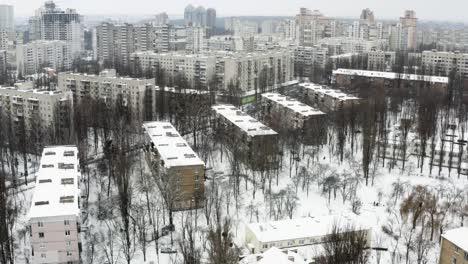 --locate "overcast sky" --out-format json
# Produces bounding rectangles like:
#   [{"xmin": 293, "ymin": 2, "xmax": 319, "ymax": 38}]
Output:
[{"xmin": 4, "ymin": 0, "xmax": 467, "ymax": 22}]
